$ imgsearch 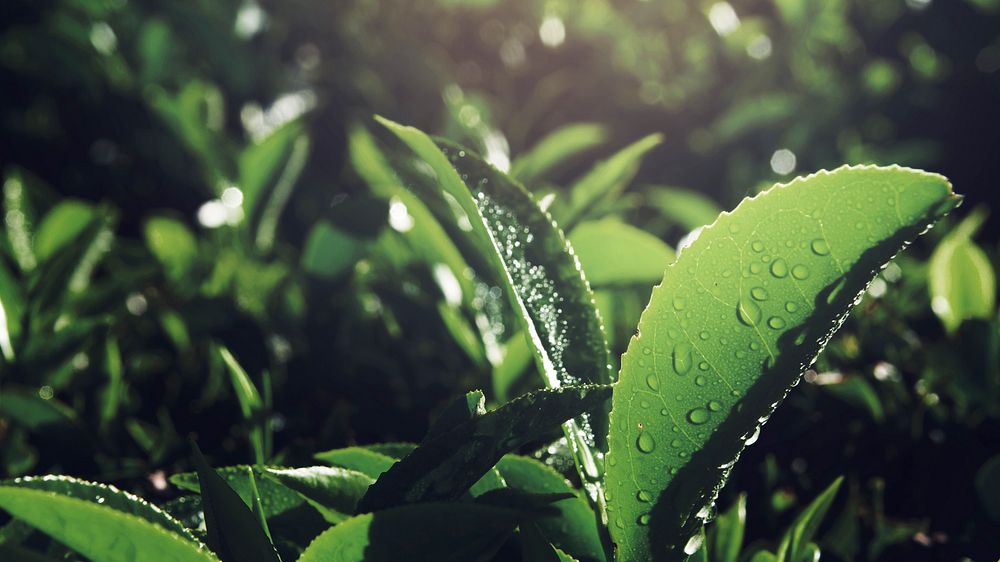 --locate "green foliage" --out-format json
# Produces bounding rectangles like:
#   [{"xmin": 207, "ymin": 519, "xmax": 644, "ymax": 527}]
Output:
[
  {"xmin": 929, "ymin": 207, "xmax": 996, "ymax": 332},
  {"xmin": 604, "ymin": 167, "xmax": 957, "ymax": 560}
]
